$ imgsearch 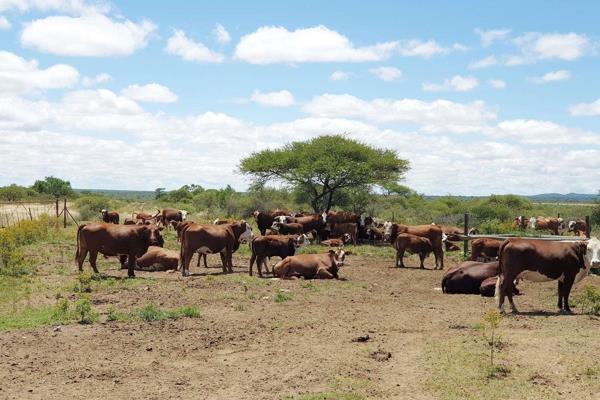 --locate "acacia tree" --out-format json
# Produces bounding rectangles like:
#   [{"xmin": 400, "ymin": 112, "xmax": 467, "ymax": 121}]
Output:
[
  {"xmin": 239, "ymin": 135, "xmax": 409, "ymax": 213},
  {"xmin": 32, "ymin": 176, "xmax": 74, "ymax": 199}
]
